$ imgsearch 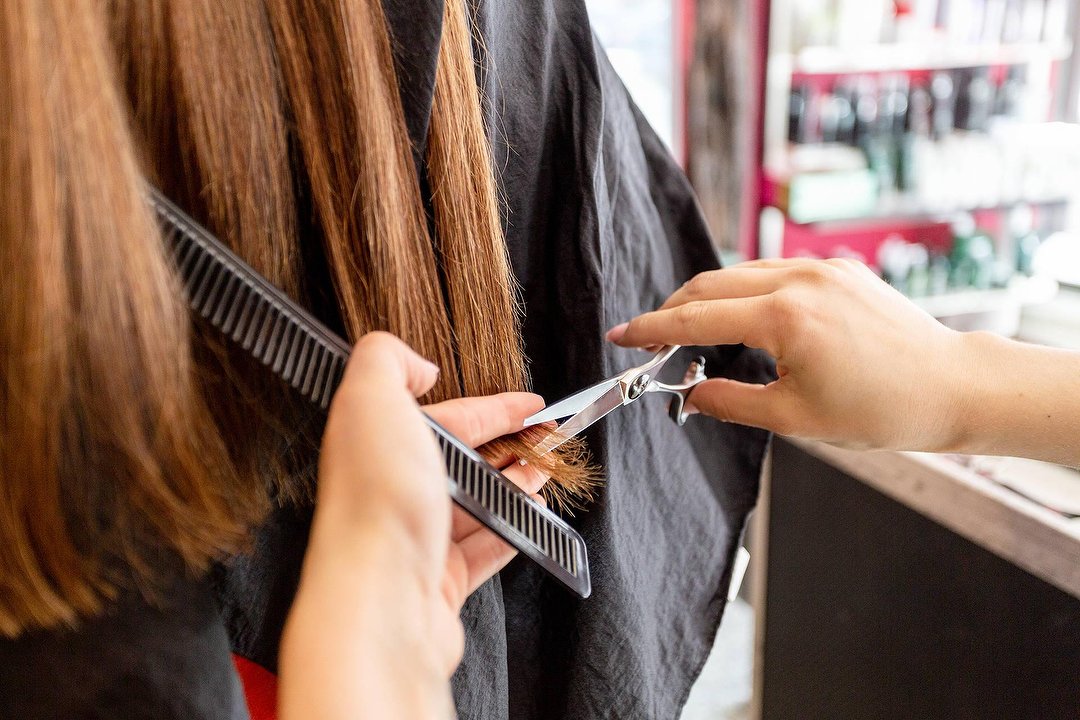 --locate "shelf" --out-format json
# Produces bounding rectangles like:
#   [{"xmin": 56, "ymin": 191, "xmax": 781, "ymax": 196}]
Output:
[
  {"xmin": 776, "ymin": 193, "xmax": 1071, "ymax": 229},
  {"xmin": 777, "ymin": 40, "xmax": 1072, "ymax": 76},
  {"xmin": 912, "ymin": 276, "xmax": 1059, "ymax": 319}
]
